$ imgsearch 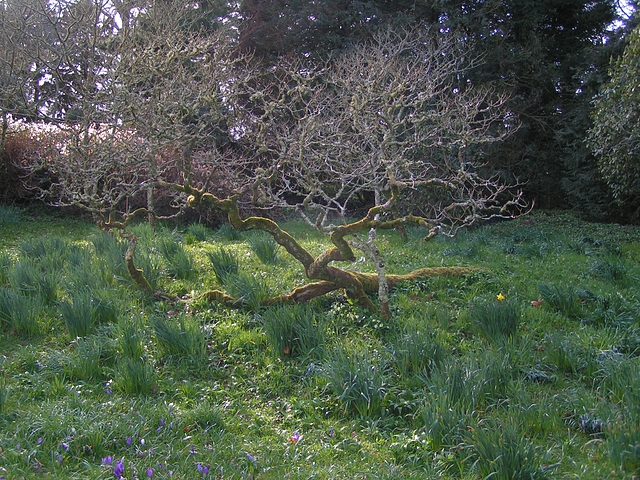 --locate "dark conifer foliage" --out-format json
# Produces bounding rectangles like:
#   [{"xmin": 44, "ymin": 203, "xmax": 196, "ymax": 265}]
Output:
[
  {"xmin": 237, "ymin": 0, "xmax": 439, "ymax": 58},
  {"xmin": 435, "ymin": 0, "xmax": 618, "ymax": 209}
]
